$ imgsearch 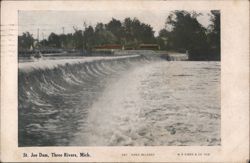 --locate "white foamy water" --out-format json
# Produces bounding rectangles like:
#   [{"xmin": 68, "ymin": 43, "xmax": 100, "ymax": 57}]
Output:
[
  {"xmin": 71, "ymin": 61, "xmax": 220, "ymax": 146},
  {"xmin": 19, "ymin": 55, "xmax": 140, "ymax": 73}
]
